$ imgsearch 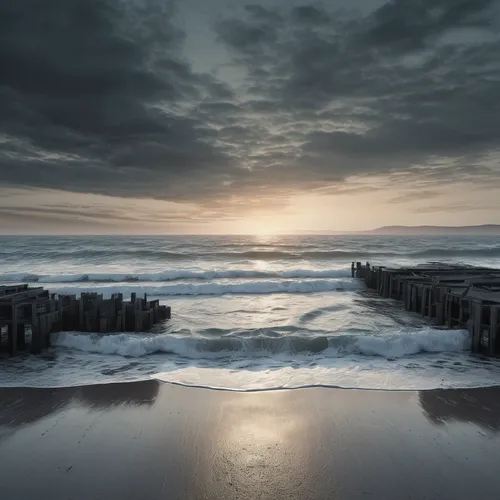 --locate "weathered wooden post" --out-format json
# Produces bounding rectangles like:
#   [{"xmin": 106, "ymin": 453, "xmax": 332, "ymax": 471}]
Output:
[
  {"xmin": 395, "ymin": 278, "xmax": 402, "ymax": 300},
  {"xmin": 99, "ymin": 315, "xmax": 108, "ymax": 333},
  {"xmin": 135, "ymin": 312, "xmax": 142, "ymax": 332},
  {"xmin": 134, "ymin": 297, "xmax": 143, "ymax": 332},
  {"xmin": 148, "ymin": 308, "xmax": 154, "ymax": 330},
  {"xmin": 78, "ymin": 297, "xmax": 84, "ymax": 331},
  {"xmin": 8, "ymin": 304, "xmax": 18, "ymax": 356},
  {"xmin": 429, "ymin": 287, "xmax": 434, "ymax": 317},
  {"xmin": 31, "ymin": 308, "xmax": 49, "ymax": 354},
  {"xmin": 354, "ymin": 262, "xmax": 361, "ymax": 279},
  {"xmin": 121, "ymin": 301, "xmax": 127, "ymax": 331},
  {"xmin": 17, "ymin": 323, "xmax": 26, "ymax": 350},
  {"xmin": 421, "ymin": 287, "xmax": 427, "ymax": 317},
  {"xmin": 55, "ymin": 296, "xmax": 63, "ymax": 332},
  {"xmin": 435, "ymin": 302, "xmax": 444, "ymax": 325},
  {"xmin": 44, "ymin": 315, "xmax": 51, "ymax": 348},
  {"xmin": 116, "ymin": 311, "xmax": 123, "ymax": 332},
  {"xmin": 458, "ymin": 298, "xmax": 464, "ymax": 325},
  {"xmin": 411, "ymin": 284, "xmax": 417, "ymax": 312},
  {"xmin": 381, "ymin": 270, "xmax": 388, "ymax": 298},
  {"xmin": 443, "ymin": 294, "xmax": 449, "ymax": 327},
  {"xmin": 472, "ymin": 302, "xmax": 482, "ymax": 352},
  {"xmin": 489, "ymin": 306, "xmax": 498, "ymax": 356}
]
